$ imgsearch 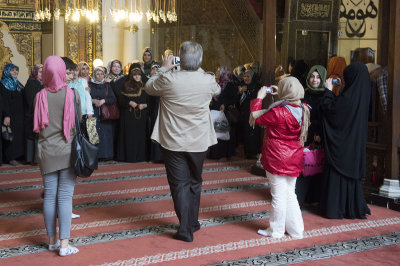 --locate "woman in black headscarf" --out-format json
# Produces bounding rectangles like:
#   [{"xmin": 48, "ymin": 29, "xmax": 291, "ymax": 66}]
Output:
[
  {"xmin": 290, "ymin": 59, "xmax": 308, "ymax": 88},
  {"xmin": 319, "ymin": 62, "xmax": 371, "ymax": 219},
  {"xmin": 239, "ymin": 69, "xmax": 261, "ymax": 159},
  {"xmin": 116, "ymin": 64, "xmax": 149, "ymax": 162},
  {"xmin": 24, "ymin": 64, "xmax": 44, "ymax": 165}
]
